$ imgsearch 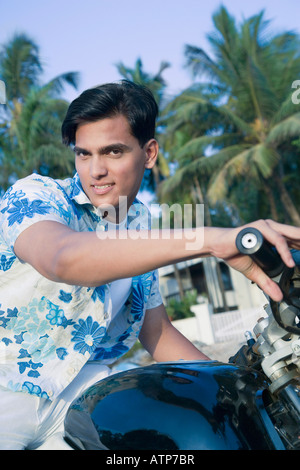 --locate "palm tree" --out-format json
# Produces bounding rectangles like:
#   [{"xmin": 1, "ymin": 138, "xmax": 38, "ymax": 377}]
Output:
[
  {"xmin": 0, "ymin": 33, "xmax": 79, "ymax": 192},
  {"xmin": 160, "ymin": 7, "xmax": 300, "ymax": 226},
  {"xmin": 0, "ymin": 33, "xmax": 42, "ymax": 103},
  {"xmin": 115, "ymin": 57, "xmax": 170, "ymax": 107}
]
